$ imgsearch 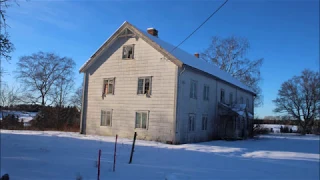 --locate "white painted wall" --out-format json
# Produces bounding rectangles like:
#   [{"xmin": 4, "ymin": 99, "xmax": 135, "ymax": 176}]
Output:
[
  {"xmin": 176, "ymin": 66, "xmax": 254, "ymax": 143},
  {"xmin": 84, "ymin": 36, "xmax": 178, "ymax": 143}
]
